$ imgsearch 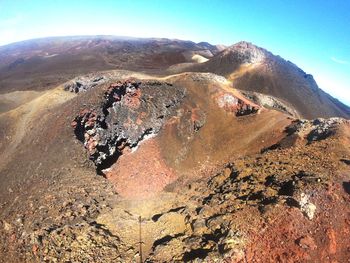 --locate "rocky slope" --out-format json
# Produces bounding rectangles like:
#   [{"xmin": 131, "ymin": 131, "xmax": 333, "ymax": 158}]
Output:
[
  {"xmin": 185, "ymin": 41, "xmax": 350, "ymax": 119},
  {"xmin": 0, "ymin": 70, "xmax": 349, "ymax": 262}
]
